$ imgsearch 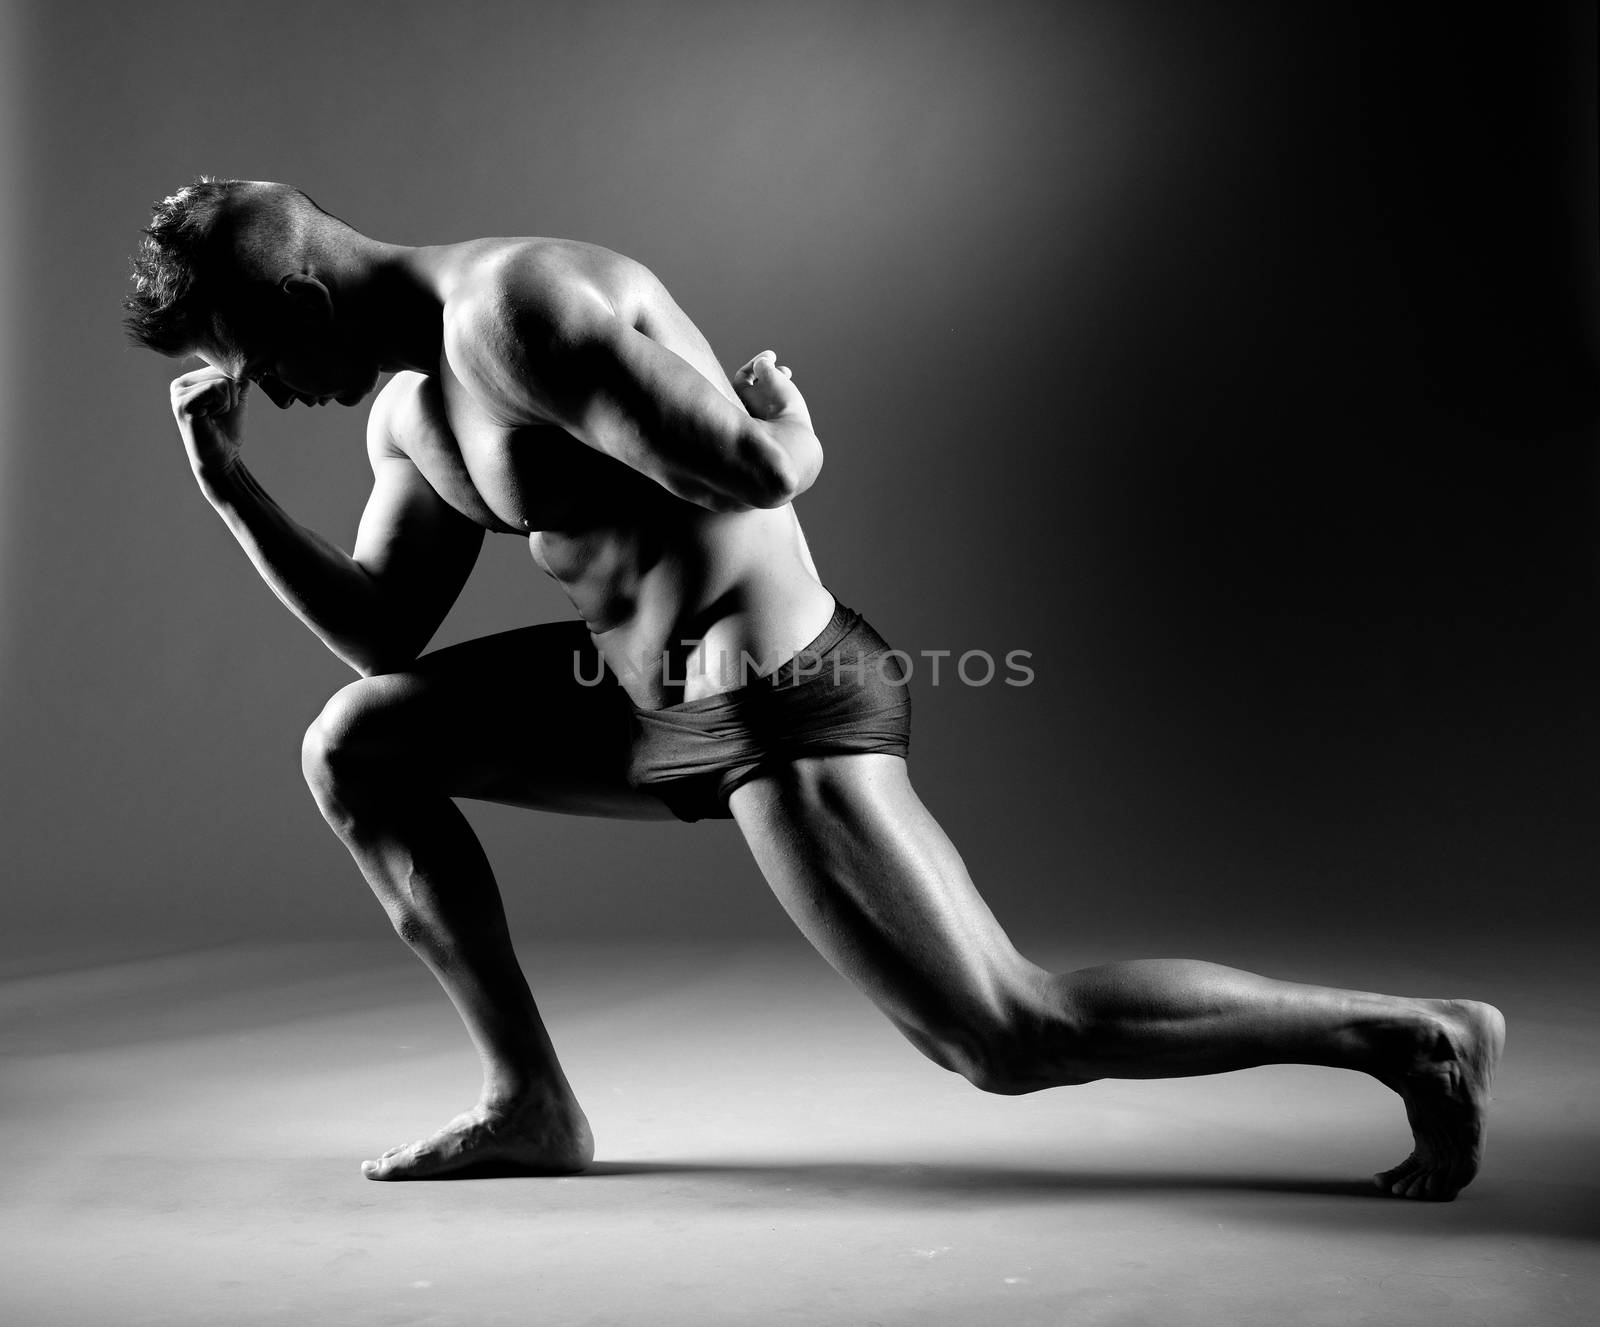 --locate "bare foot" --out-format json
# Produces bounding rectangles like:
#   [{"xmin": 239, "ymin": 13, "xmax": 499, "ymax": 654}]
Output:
[
  {"xmin": 362, "ymin": 1099, "xmax": 594, "ymax": 1181},
  {"xmin": 1374, "ymin": 999, "xmax": 1505, "ymax": 1201}
]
